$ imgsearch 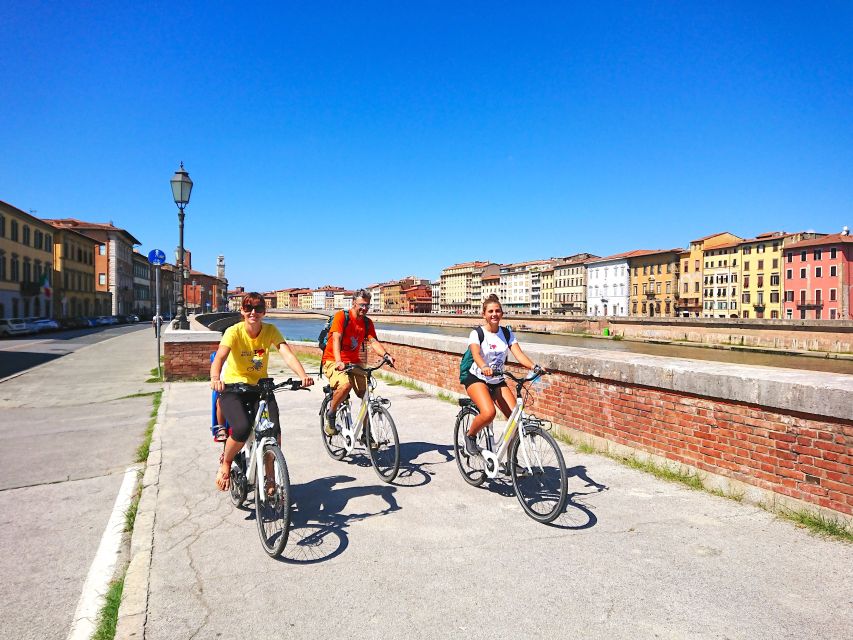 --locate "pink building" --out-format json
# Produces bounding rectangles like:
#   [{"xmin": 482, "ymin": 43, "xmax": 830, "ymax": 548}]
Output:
[{"xmin": 783, "ymin": 228, "xmax": 852, "ymax": 320}]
